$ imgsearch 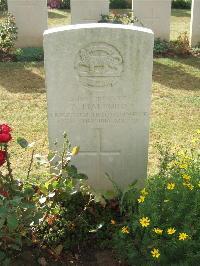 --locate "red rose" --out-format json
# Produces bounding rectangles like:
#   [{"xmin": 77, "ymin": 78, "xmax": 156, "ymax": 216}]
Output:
[
  {"xmin": 0, "ymin": 133, "xmax": 12, "ymax": 143},
  {"xmin": 0, "ymin": 189, "xmax": 9, "ymax": 198},
  {"xmin": 0, "ymin": 150, "xmax": 6, "ymax": 166},
  {"xmin": 0, "ymin": 124, "xmax": 12, "ymax": 134}
]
